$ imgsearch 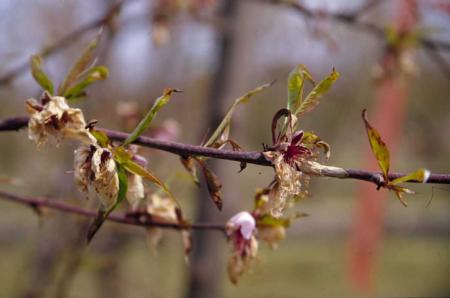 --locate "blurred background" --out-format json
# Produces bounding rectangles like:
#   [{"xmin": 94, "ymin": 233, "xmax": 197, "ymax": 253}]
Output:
[{"xmin": 0, "ymin": 0, "xmax": 449, "ymax": 297}]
